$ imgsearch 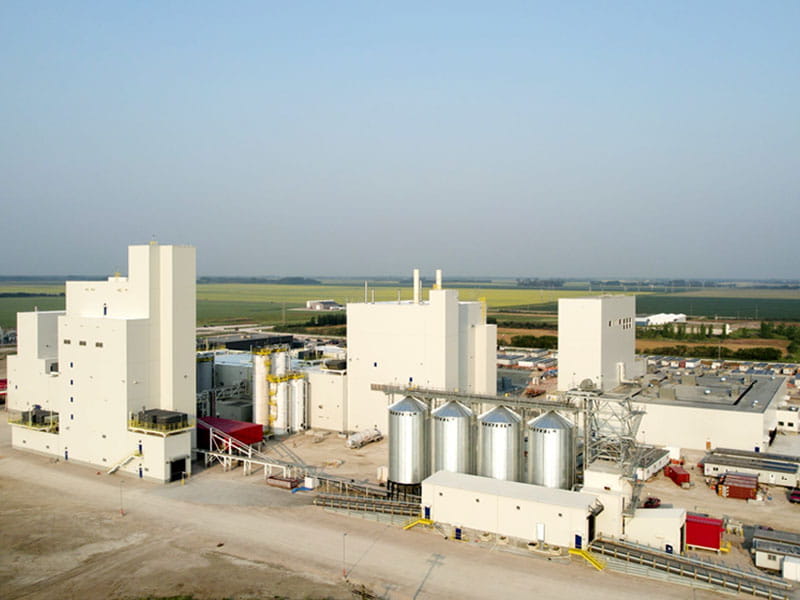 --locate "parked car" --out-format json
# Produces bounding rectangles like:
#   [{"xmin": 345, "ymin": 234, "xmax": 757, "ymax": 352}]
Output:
[
  {"xmin": 789, "ymin": 488, "xmax": 800, "ymax": 504},
  {"xmin": 643, "ymin": 497, "xmax": 662, "ymax": 508}
]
